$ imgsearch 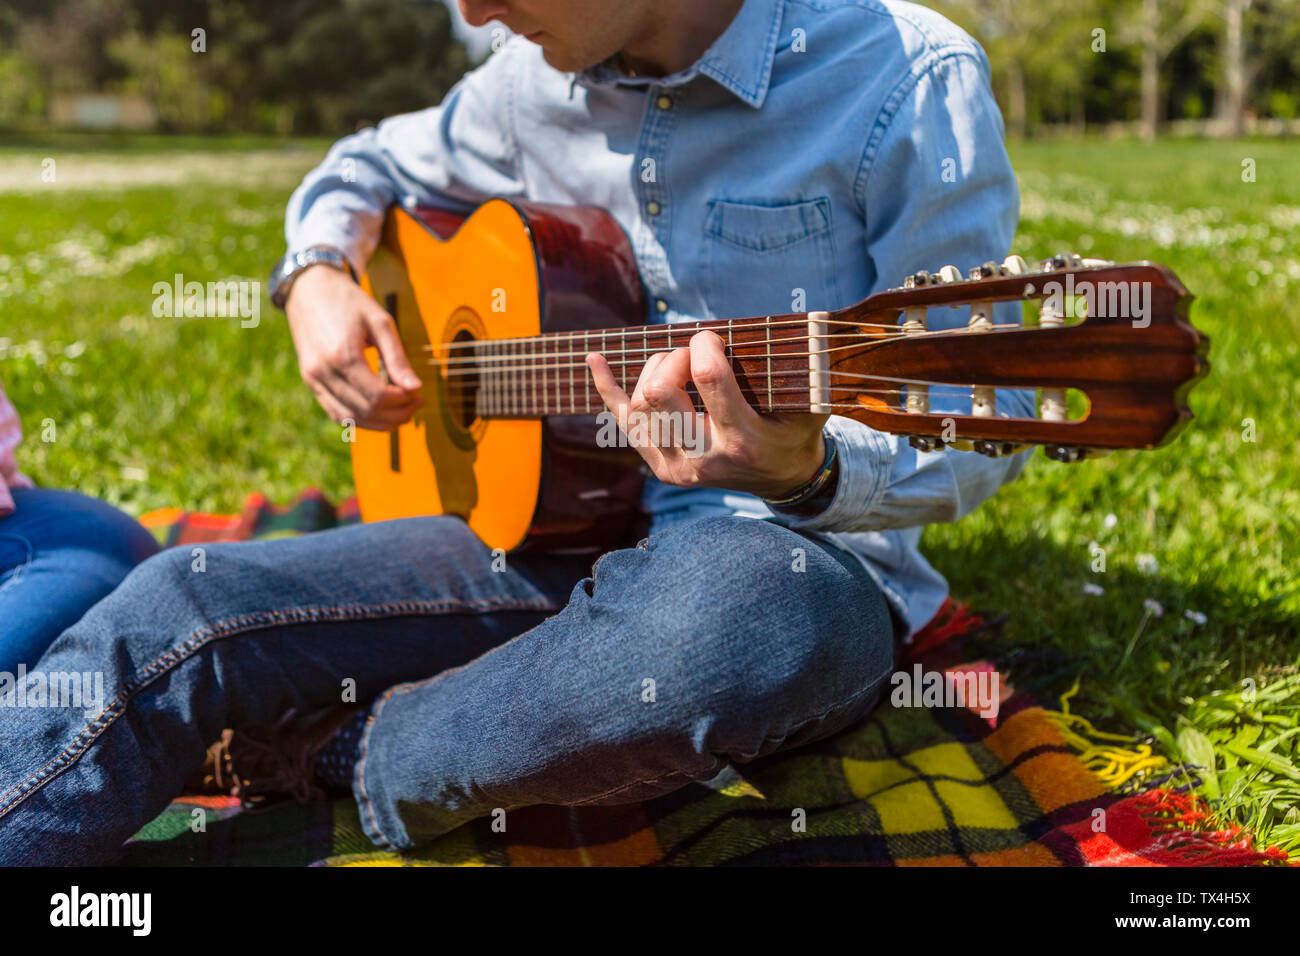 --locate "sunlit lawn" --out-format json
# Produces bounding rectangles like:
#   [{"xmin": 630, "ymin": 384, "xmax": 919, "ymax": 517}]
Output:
[{"xmin": 1, "ymin": 133, "xmax": 1296, "ymax": 856}]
